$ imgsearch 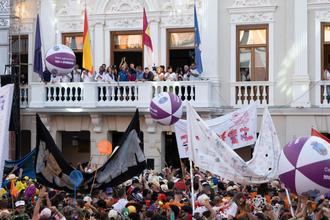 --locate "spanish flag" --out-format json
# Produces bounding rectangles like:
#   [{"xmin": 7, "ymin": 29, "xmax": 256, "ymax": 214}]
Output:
[
  {"xmin": 143, "ymin": 8, "xmax": 153, "ymax": 68},
  {"xmin": 83, "ymin": 9, "xmax": 93, "ymax": 73}
]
